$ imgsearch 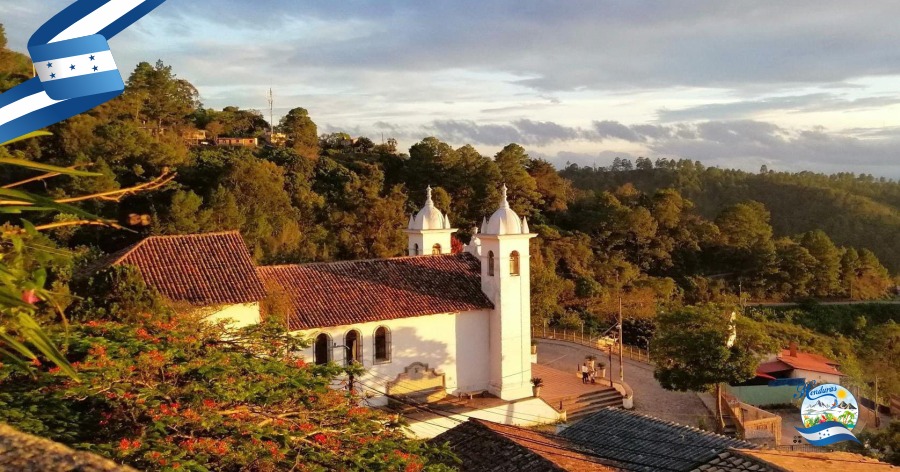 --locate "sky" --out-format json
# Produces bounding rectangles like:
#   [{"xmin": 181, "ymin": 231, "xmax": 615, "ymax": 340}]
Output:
[{"xmin": 3, "ymin": 1, "xmax": 900, "ymax": 177}]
